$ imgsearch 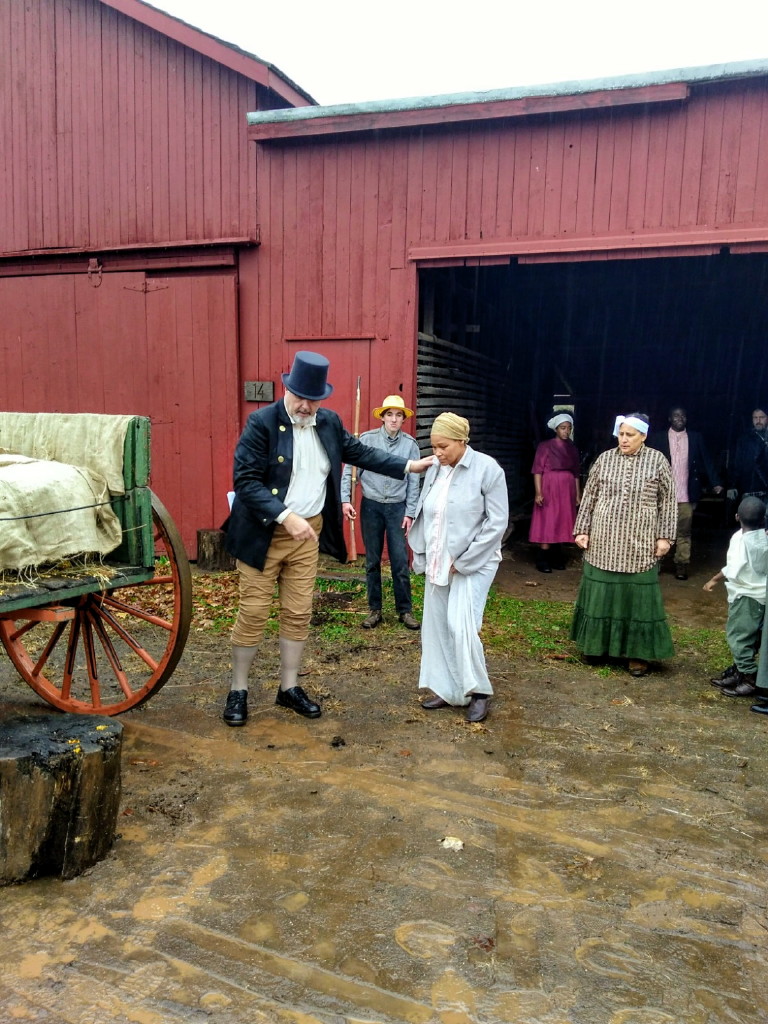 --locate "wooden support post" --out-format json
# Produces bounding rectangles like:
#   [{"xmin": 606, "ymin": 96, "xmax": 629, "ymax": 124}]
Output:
[
  {"xmin": 0, "ymin": 713, "xmax": 123, "ymax": 884},
  {"xmin": 196, "ymin": 529, "xmax": 236, "ymax": 571}
]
